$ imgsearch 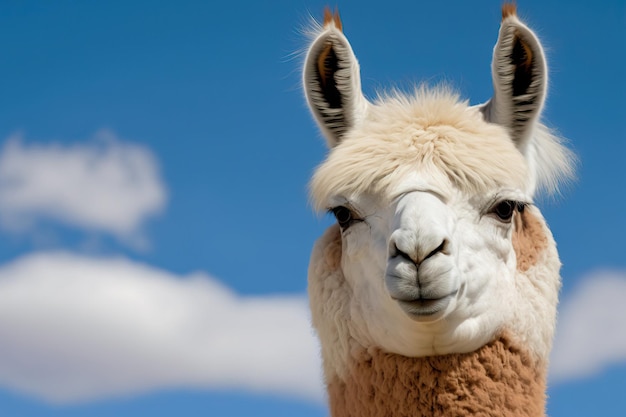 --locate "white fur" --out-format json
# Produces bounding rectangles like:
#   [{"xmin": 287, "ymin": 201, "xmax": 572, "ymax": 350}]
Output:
[{"xmin": 304, "ymin": 11, "xmax": 573, "ymax": 382}]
